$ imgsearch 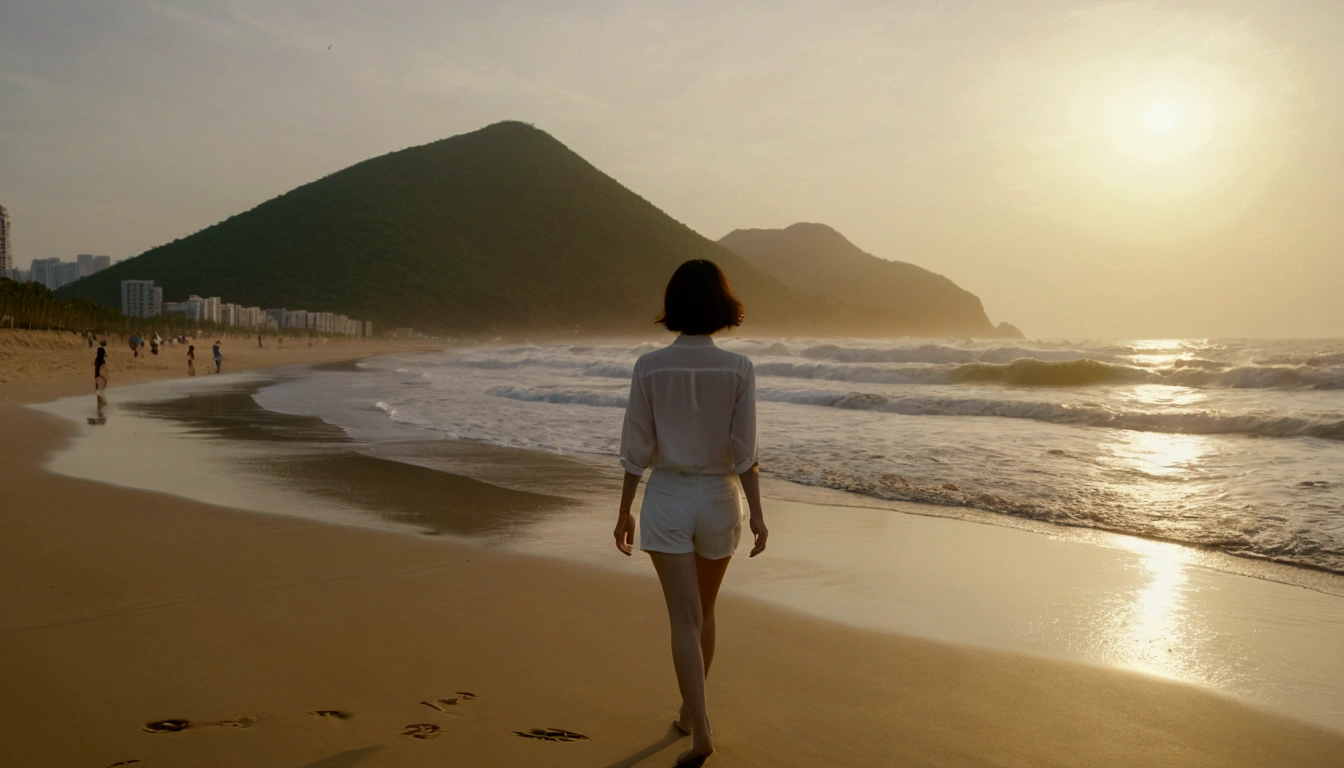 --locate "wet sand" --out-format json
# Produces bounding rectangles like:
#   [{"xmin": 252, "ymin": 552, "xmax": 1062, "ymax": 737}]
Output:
[{"xmin": 3, "ymin": 334, "xmax": 1344, "ymax": 767}]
